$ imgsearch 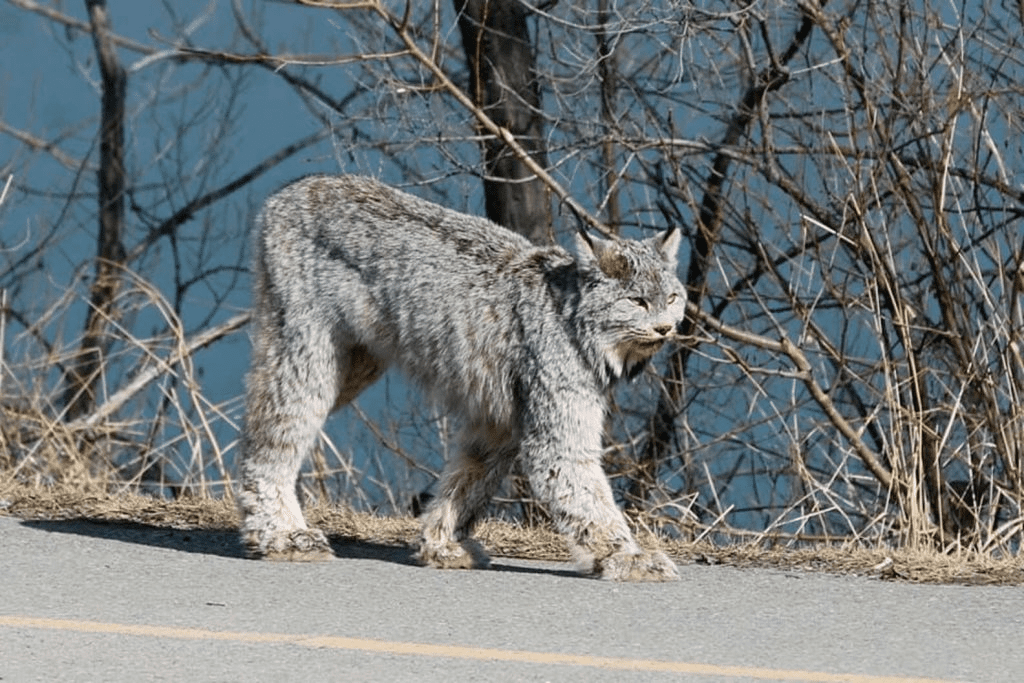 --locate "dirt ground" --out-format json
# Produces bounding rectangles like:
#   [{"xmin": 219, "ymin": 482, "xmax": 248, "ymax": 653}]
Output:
[{"xmin": 1, "ymin": 481, "xmax": 1021, "ymax": 585}]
